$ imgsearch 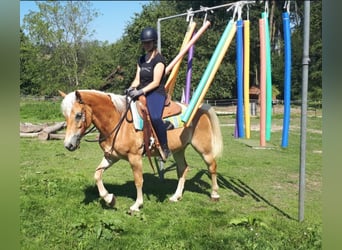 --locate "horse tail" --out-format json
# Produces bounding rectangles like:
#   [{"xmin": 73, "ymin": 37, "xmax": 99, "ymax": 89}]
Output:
[{"xmin": 201, "ymin": 104, "xmax": 223, "ymax": 158}]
